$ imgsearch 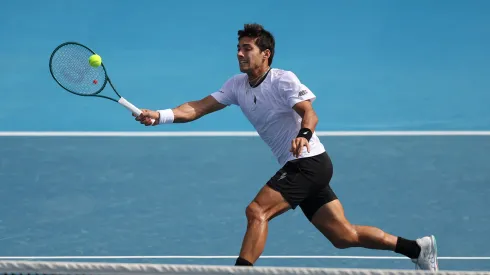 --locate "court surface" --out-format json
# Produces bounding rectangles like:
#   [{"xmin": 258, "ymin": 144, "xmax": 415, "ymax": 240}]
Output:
[
  {"xmin": 1, "ymin": 0, "xmax": 490, "ymax": 272},
  {"xmin": 1, "ymin": 134, "xmax": 489, "ymax": 271}
]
